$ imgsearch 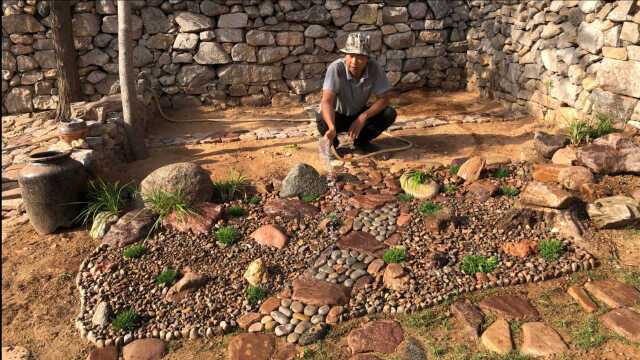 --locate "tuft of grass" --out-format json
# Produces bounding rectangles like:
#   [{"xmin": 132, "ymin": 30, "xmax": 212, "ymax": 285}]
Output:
[
  {"xmin": 430, "ymin": 343, "xmax": 447, "ymax": 358},
  {"xmin": 77, "ymin": 179, "xmax": 132, "ymax": 224},
  {"xmin": 112, "ymin": 309, "xmax": 140, "ymax": 332},
  {"xmin": 300, "ymin": 193, "xmax": 320, "ymax": 203},
  {"xmin": 493, "ymin": 167, "xmax": 510, "ymax": 178},
  {"xmin": 461, "ymin": 255, "xmax": 499, "ymax": 274},
  {"xmin": 123, "ymin": 243, "xmax": 146, "ymax": 259},
  {"xmin": 326, "ymin": 213, "xmax": 341, "ymax": 229},
  {"xmin": 407, "ymin": 170, "xmax": 433, "ymax": 185},
  {"xmin": 450, "ymin": 164, "xmax": 461, "ymax": 175},
  {"xmin": 499, "ymin": 186, "xmax": 520, "ymax": 197},
  {"xmin": 156, "ymin": 268, "xmax": 179, "ymax": 286},
  {"xmin": 568, "ymin": 118, "xmax": 592, "ymax": 145},
  {"xmin": 227, "ymin": 205, "xmax": 245, "ymax": 217},
  {"xmin": 443, "ymin": 183, "xmax": 457, "ymax": 194},
  {"xmin": 246, "ymin": 195, "xmax": 261, "ymax": 205},
  {"xmin": 215, "ymin": 226, "xmax": 238, "ymax": 246},
  {"xmin": 383, "ymin": 246, "xmax": 407, "ymax": 264},
  {"xmin": 622, "ymin": 270, "xmax": 640, "ymax": 289},
  {"xmin": 246, "ymin": 285, "xmax": 267, "ymax": 305},
  {"xmin": 539, "ymin": 238, "xmax": 564, "ymax": 261},
  {"xmin": 398, "ymin": 193, "xmax": 414, "ymax": 202},
  {"xmin": 400, "ymin": 310, "xmax": 445, "ymax": 330},
  {"xmin": 573, "ymin": 317, "xmax": 607, "ymax": 350},
  {"xmin": 213, "ymin": 170, "xmax": 249, "ymax": 202},
  {"xmin": 144, "ymin": 188, "xmax": 196, "ymax": 234},
  {"xmin": 592, "ymin": 113, "xmax": 615, "ymax": 139},
  {"xmin": 419, "ymin": 201, "xmax": 442, "ymax": 215},
  {"xmin": 568, "ymin": 114, "xmax": 616, "ymax": 145}
]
